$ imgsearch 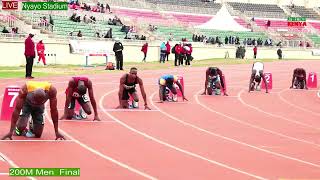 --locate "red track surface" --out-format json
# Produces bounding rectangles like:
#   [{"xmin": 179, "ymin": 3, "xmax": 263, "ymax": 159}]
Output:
[{"xmin": 0, "ymin": 60, "xmax": 320, "ymax": 180}]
